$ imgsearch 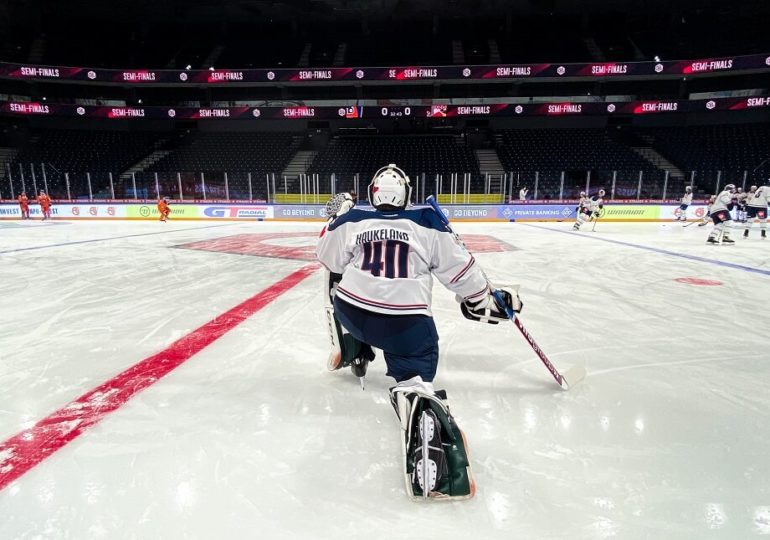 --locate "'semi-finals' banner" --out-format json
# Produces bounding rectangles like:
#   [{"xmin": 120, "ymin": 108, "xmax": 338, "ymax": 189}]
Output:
[
  {"xmin": 1, "ymin": 53, "xmax": 769, "ymax": 85},
  {"xmin": 3, "ymin": 96, "xmax": 770, "ymax": 121}
]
